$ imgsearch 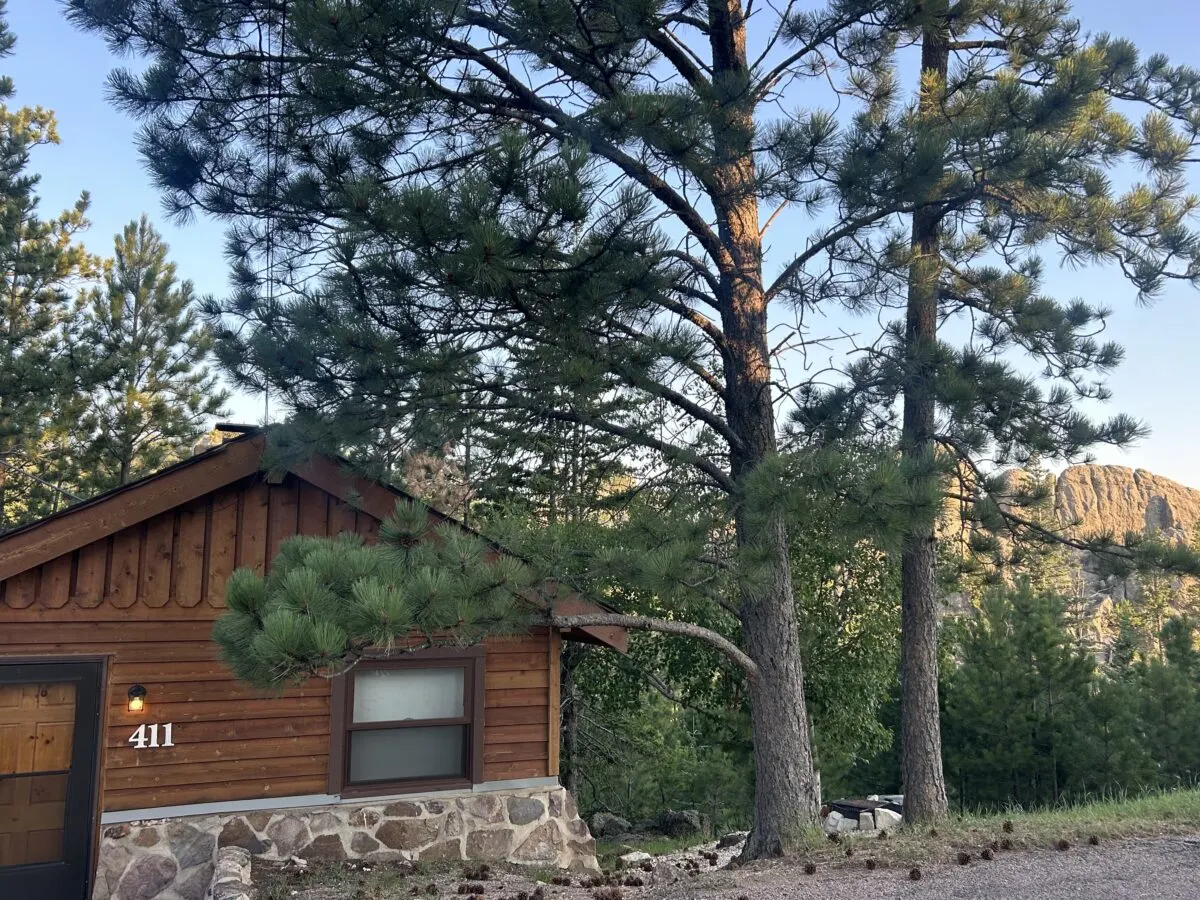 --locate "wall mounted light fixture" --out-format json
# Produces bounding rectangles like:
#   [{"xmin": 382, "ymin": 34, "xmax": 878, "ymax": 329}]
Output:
[{"xmin": 127, "ymin": 684, "xmax": 147, "ymax": 713}]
